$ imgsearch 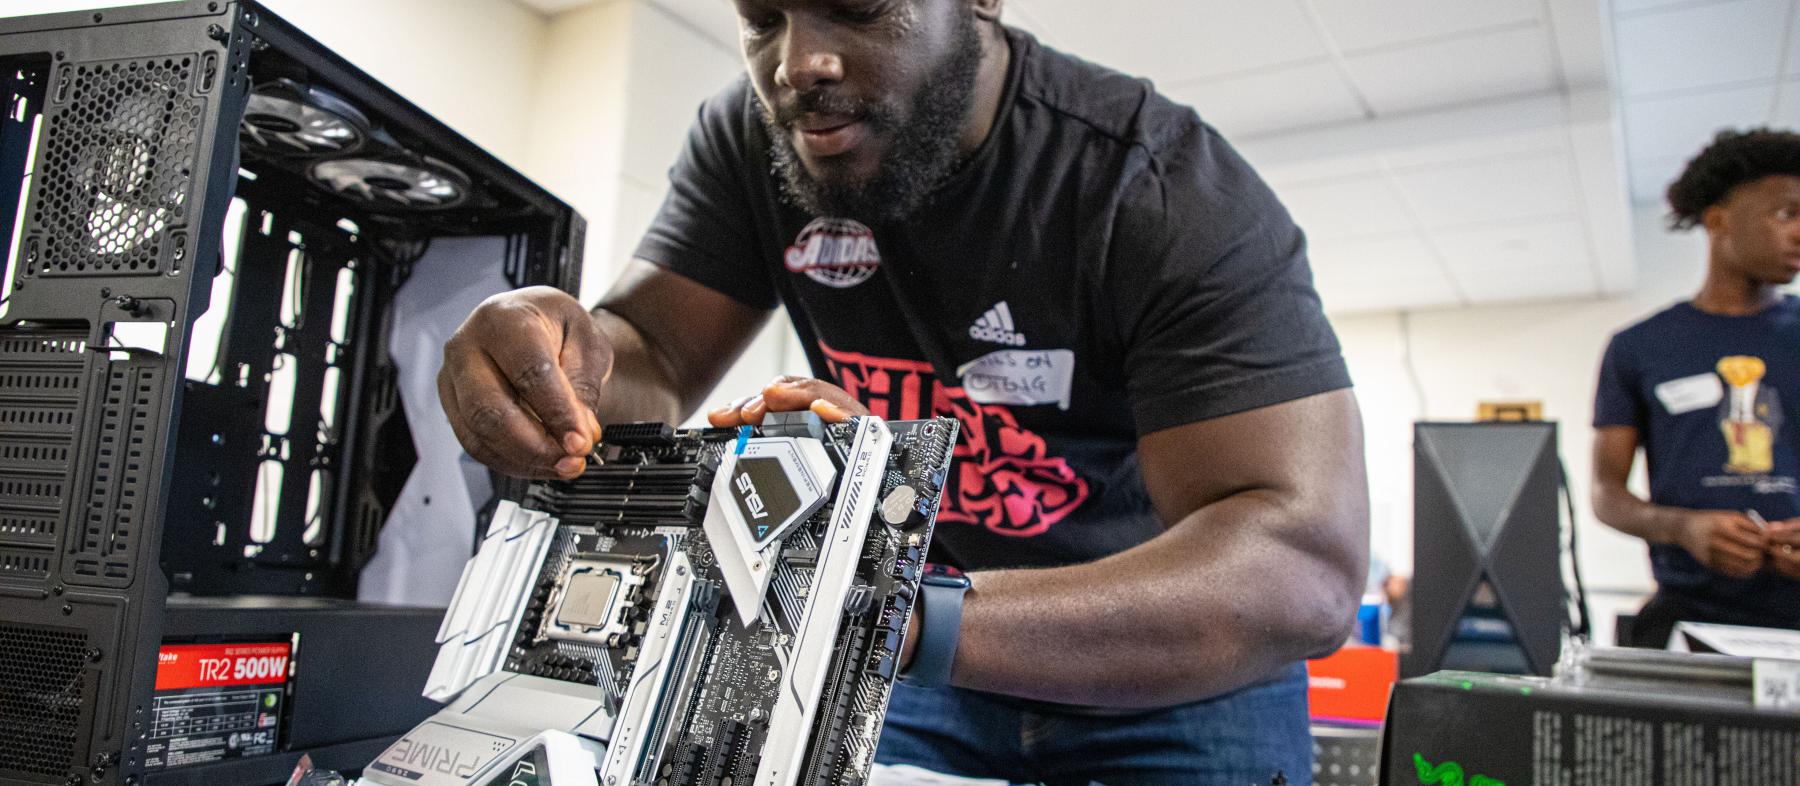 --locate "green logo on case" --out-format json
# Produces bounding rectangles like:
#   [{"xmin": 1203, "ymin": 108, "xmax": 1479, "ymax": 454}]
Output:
[{"xmin": 1415, "ymin": 753, "xmax": 1504, "ymax": 786}]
